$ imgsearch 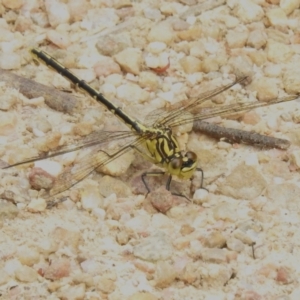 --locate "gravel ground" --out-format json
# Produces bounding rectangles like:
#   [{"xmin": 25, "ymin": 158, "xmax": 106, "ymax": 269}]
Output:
[{"xmin": 0, "ymin": 0, "xmax": 300, "ymax": 299}]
